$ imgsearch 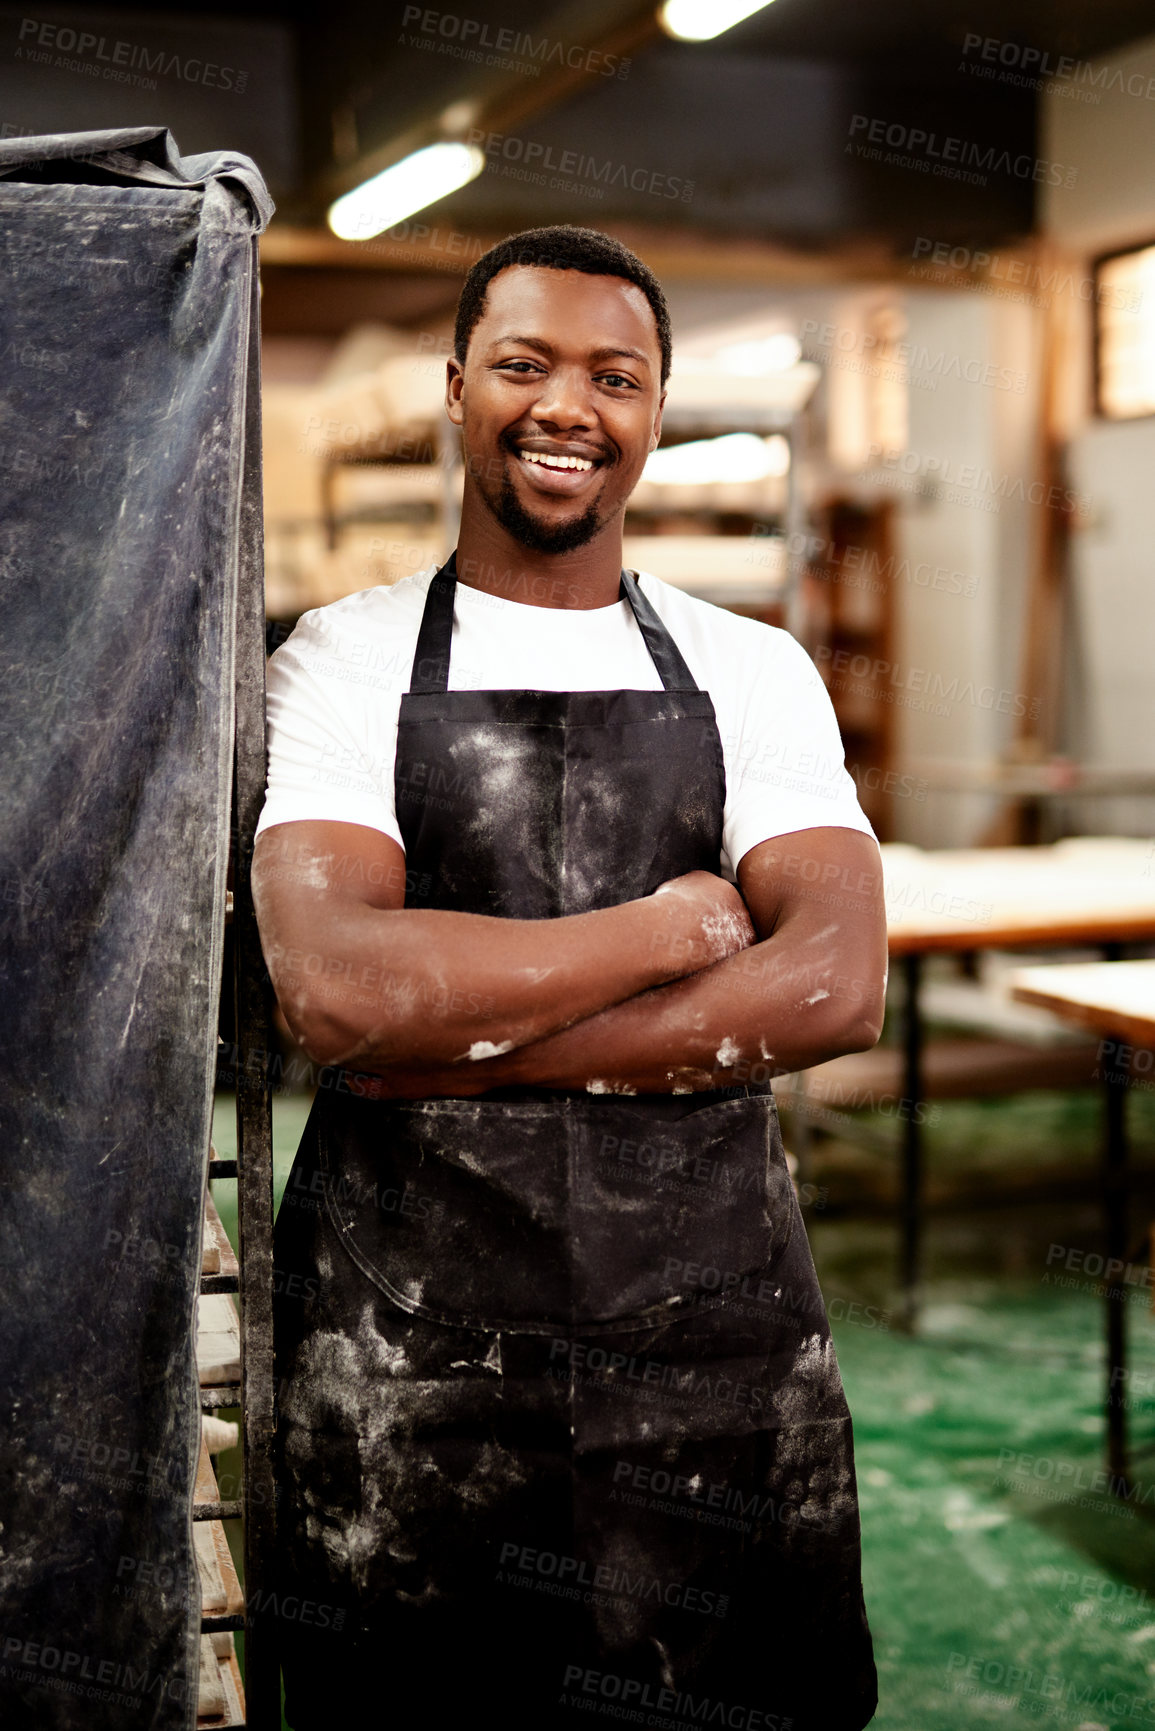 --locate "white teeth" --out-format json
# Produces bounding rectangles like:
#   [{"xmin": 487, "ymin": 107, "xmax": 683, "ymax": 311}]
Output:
[{"xmin": 521, "ymin": 451, "xmax": 594, "ymax": 472}]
